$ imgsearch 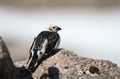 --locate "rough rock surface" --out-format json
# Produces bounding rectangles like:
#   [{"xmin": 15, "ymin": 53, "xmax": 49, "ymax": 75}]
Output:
[
  {"xmin": 15, "ymin": 50, "xmax": 120, "ymax": 79},
  {"xmin": 0, "ymin": 36, "xmax": 120, "ymax": 79}
]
